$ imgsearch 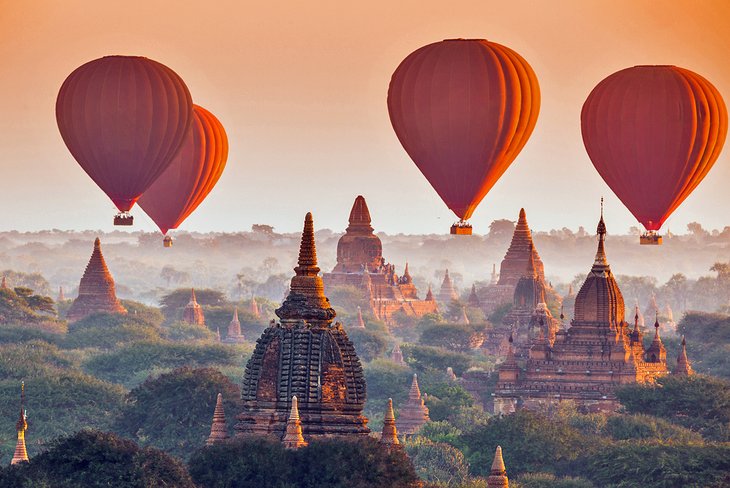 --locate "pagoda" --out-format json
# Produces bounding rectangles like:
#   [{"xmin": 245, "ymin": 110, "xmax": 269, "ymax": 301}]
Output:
[
  {"xmin": 236, "ymin": 213, "xmax": 369, "ymax": 439},
  {"xmin": 494, "ymin": 207, "xmax": 669, "ymax": 413},
  {"xmin": 379, "ymin": 398, "xmax": 400, "ymax": 447},
  {"xmin": 438, "ymin": 269, "xmax": 459, "ymax": 304},
  {"xmin": 323, "ymin": 196, "xmax": 437, "ymax": 323},
  {"xmin": 11, "ymin": 382, "xmax": 29, "ymax": 465},
  {"xmin": 182, "ymin": 289, "xmax": 206, "ymax": 326},
  {"xmin": 391, "ymin": 343, "xmax": 405, "ymax": 365},
  {"xmin": 223, "ymin": 307, "xmax": 246, "ymax": 343},
  {"xmin": 250, "ymin": 296, "xmax": 260, "ymax": 319},
  {"xmin": 282, "ymin": 396, "xmax": 307, "ymax": 449},
  {"xmin": 66, "ymin": 238, "xmax": 126, "ymax": 322},
  {"xmin": 674, "ymin": 336, "xmax": 694, "ymax": 376},
  {"xmin": 487, "ymin": 446, "xmax": 509, "ymax": 488},
  {"xmin": 478, "ymin": 209, "xmax": 553, "ymax": 315},
  {"xmin": 396, "ymin": 374, "xmax": 430, "ymax": 435},
  {"xmin": 206, "ymin": 393, "xmax": 229, "ymax": 445}
]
